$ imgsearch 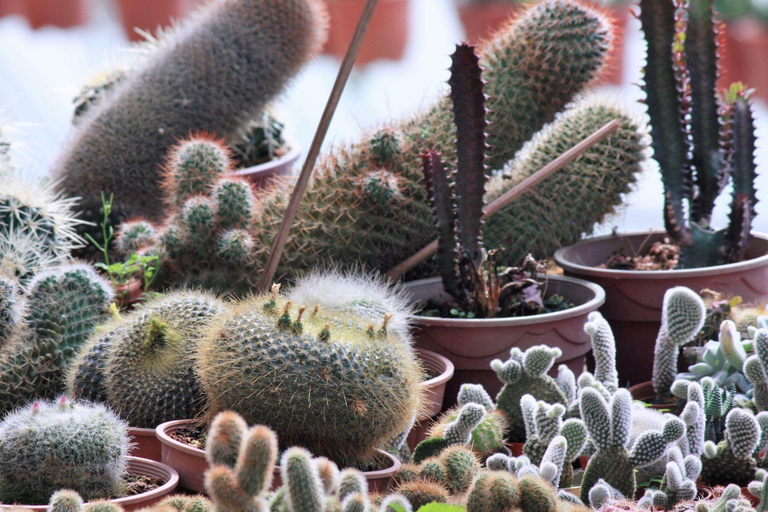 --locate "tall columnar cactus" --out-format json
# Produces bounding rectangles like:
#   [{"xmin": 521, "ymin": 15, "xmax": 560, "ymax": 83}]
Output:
[
  {"xmin": 0, "ymin": 397, "xmax": 129, "ymax": 504},
  {"xmin": 744, "ymin": 329, "xmax": 768, "ymax": 411},
  {"xmin": 51, "ymin": 0, "xmax": 328, "ymax": 240},
  {"xmin": 584, "ymin": 311, "xmax": 619, "ymax": 392},
  {"xmin": 493, "ymin": 345, "xmax": 568, "ymax": 442},
  {"xmin": 579, "ymin": 387, "xmax": 685, "ymax": 502},
  {"xmin": 196, "ymin": 285, "xmax": 423, "ymax": 467},
  {"xmin": 249, "ymin": 0, "xmax": 647, "ymax": 282},
  {"xmin": 701, "ymin": 408, "xmax": 761, "ymax": 487},
  {"xmin": 639, "ymin": 0, "xmax": 760, "ymax": 268},
  {"xmin": 0, "ymin": 177, "xmax": 86, "ymax": 281},
  {"xmin": 652, "ymin": 286, "xmax": 707, "ymax": 397},
  {"xmin": 0, "ymin": 264, "xmax": 113, "ymax": 415},
  {"xmin": 487, "ymin": 435, "xmax": 573, "ymax": 490},
  {"xmin": 204, "ymin": 411, "xmax": 277, "ymax": 512},
  {"xmin": 637, "ymin": 446, "xmax": 701, "ymax": 511}
]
